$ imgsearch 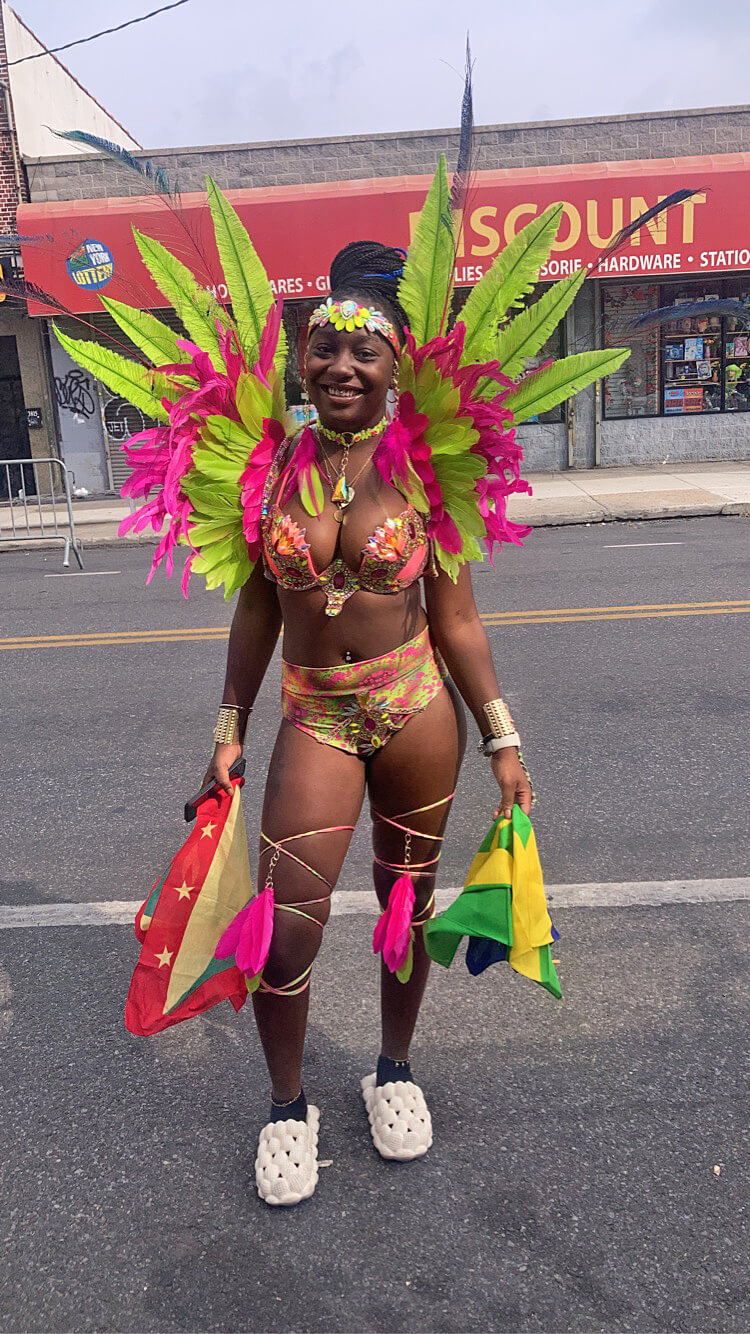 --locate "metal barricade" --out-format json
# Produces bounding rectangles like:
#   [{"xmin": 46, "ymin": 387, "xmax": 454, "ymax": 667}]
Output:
[{"xmin": 0, "ymin": 457, "xmax": 84, "ymax": 569}]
